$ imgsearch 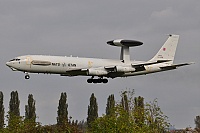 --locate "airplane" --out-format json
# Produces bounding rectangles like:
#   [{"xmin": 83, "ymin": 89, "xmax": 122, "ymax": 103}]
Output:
[{"xmin": 6, "ymin": 34, "xmax": 193, "ymax": 84}]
